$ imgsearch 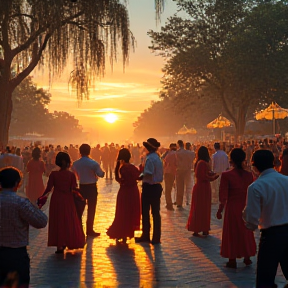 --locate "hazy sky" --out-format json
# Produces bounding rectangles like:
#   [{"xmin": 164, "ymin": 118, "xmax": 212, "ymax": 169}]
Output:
[{"xmin": 33, "ymin": 0, "xmax": 178, "ymax": 144}]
